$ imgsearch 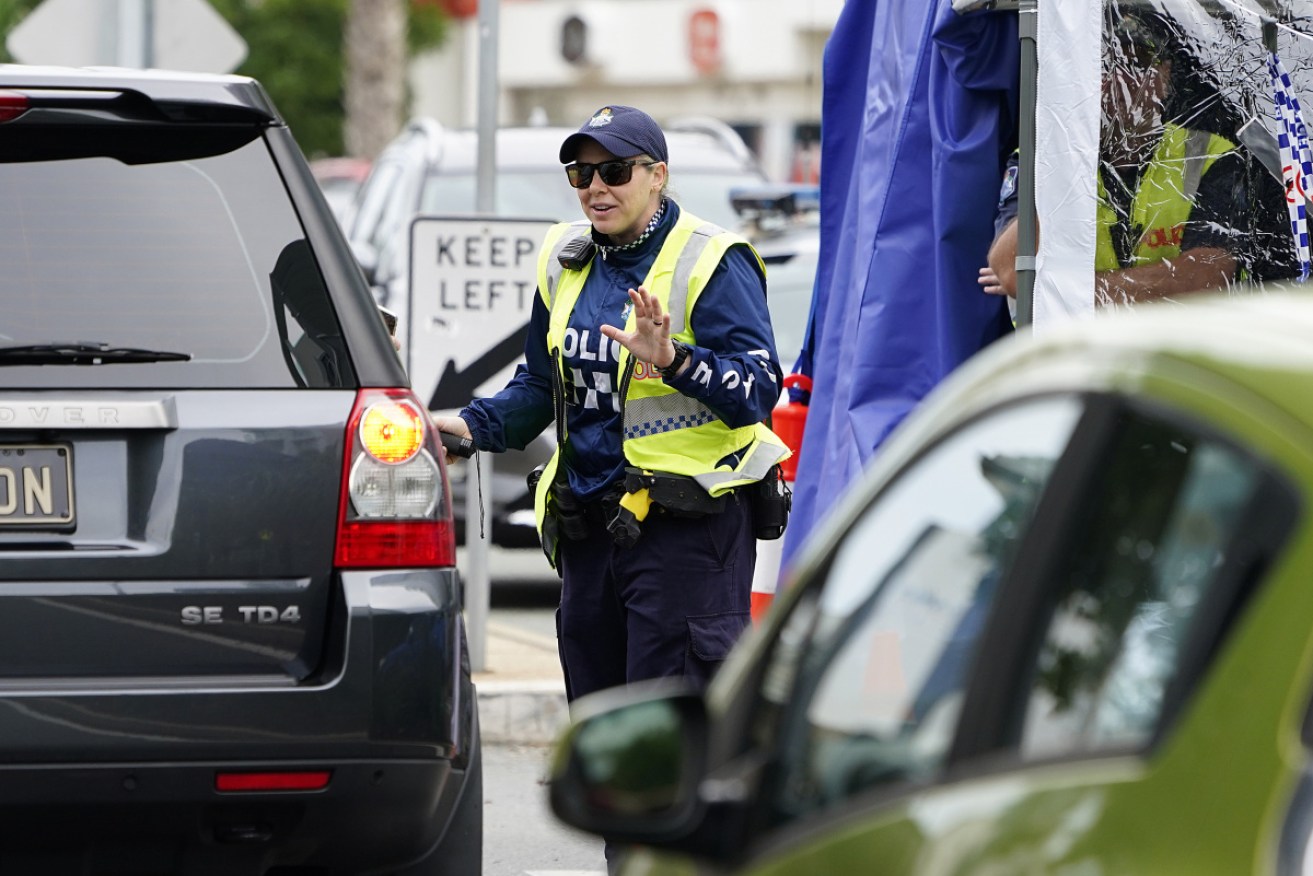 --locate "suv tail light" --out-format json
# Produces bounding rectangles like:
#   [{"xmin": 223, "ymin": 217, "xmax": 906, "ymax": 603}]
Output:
[
  {"xmin": 334, "ymin": 388, "xmax": 455, "ymax": 568},
  {"xmin": 0, "ymin": 92, "xmax": 29, "ymax": 123}
]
